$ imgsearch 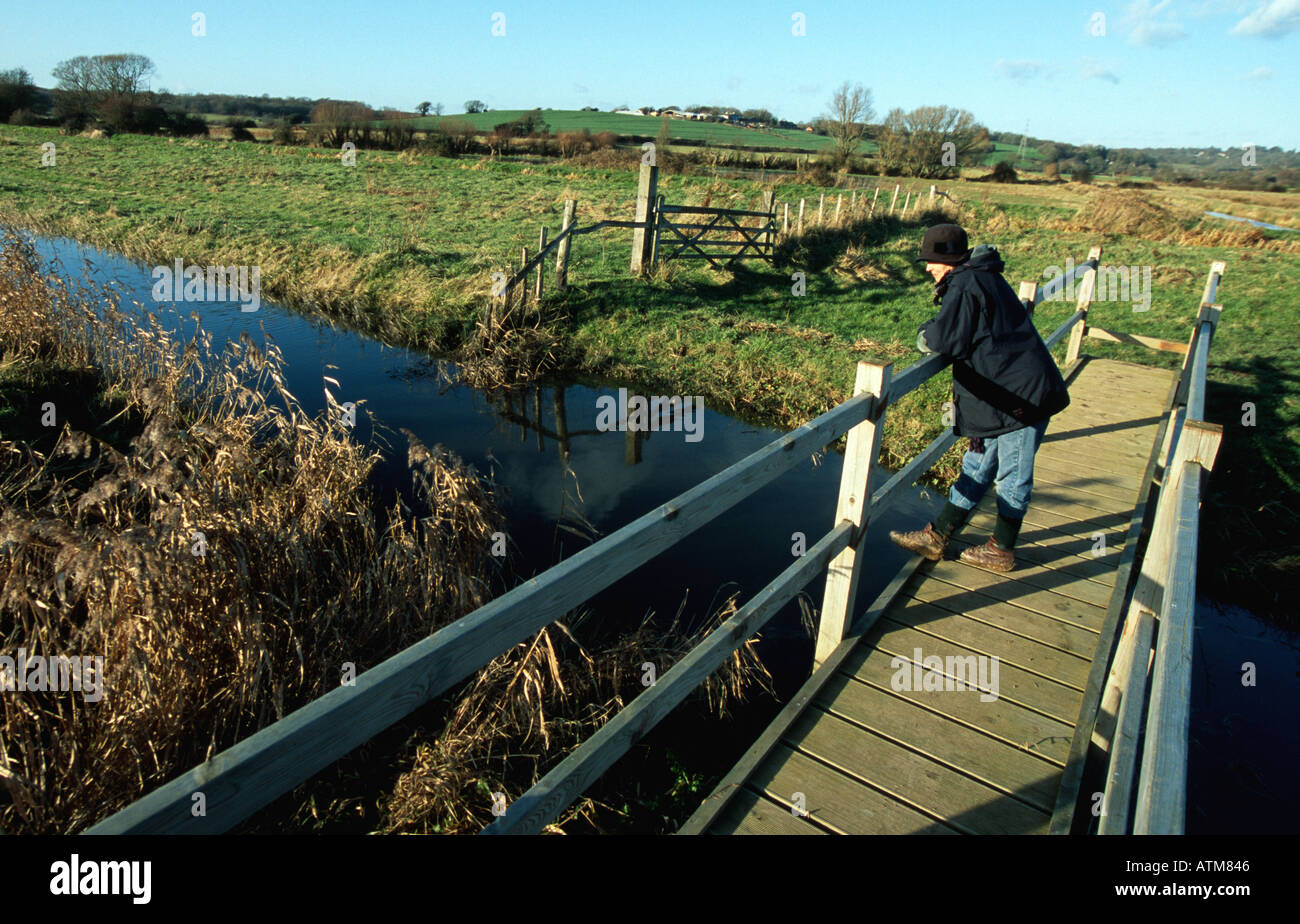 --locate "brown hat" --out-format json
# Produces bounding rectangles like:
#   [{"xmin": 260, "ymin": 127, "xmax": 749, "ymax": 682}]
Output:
[{"xmin": 915, "ymin": 224, "xmax": 972, "ymax": 265}]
